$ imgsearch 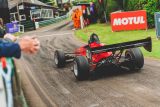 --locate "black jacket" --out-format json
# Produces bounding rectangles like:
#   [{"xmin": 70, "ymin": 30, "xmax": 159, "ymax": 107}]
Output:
[{"xmin": 0, "ymin": 39, "xmax": 21, "ymax": 58}]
